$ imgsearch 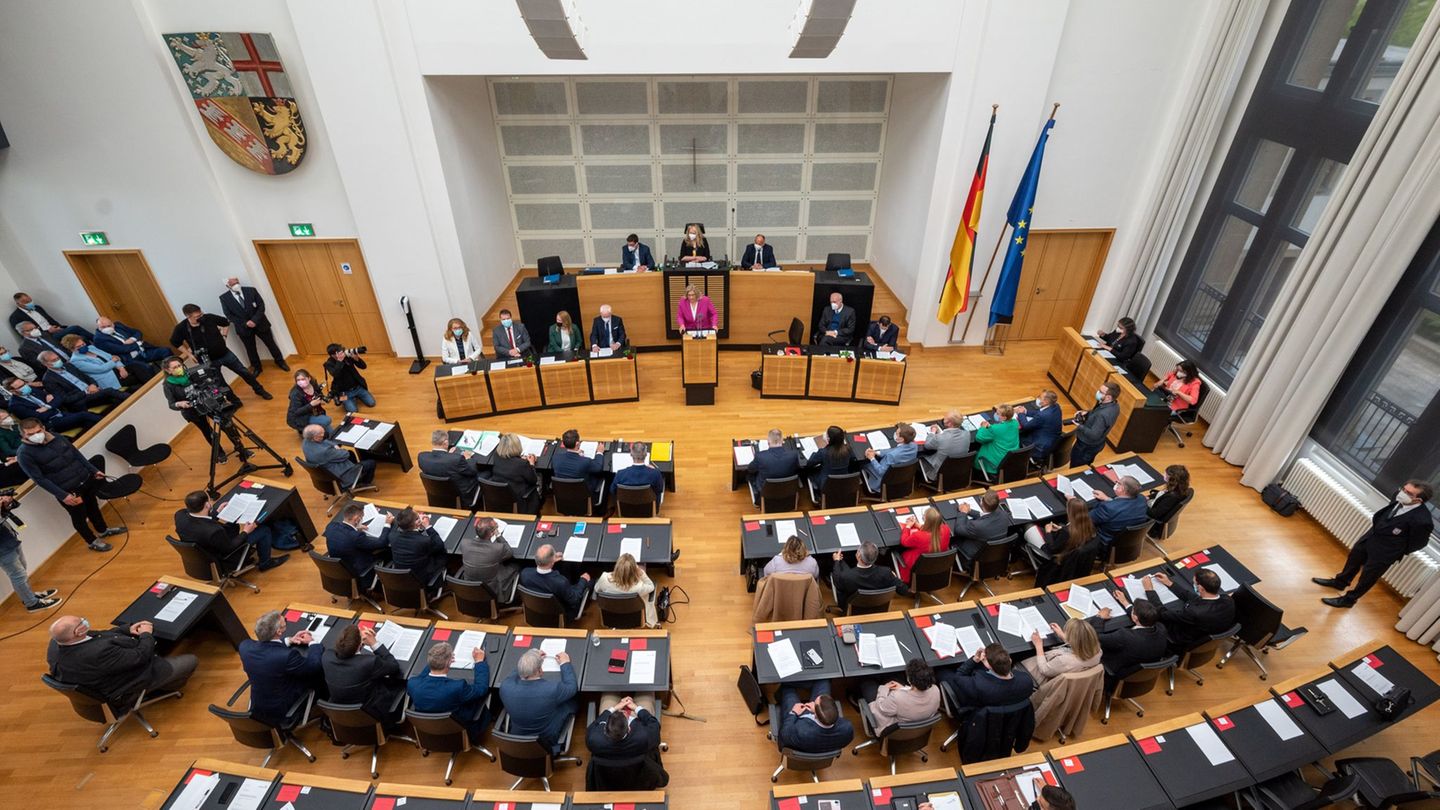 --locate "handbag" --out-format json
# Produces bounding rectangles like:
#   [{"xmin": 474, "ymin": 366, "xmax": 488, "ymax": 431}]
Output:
[{"xmin": 1261, "ymin": 482, "xmax": 1301, "ymax": 517}]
